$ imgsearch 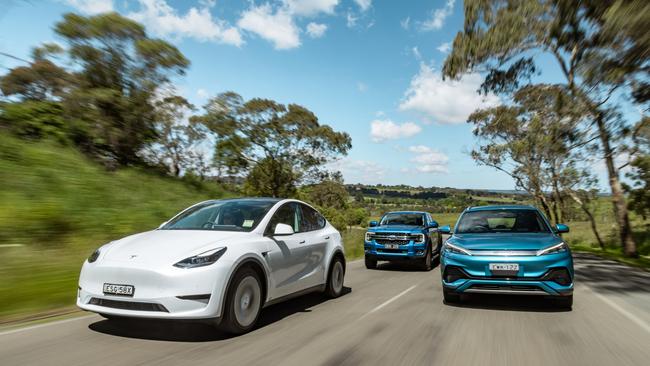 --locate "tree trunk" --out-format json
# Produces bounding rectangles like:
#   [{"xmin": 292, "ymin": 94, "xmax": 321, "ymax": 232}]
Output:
[
  {"xmin": 568, "ymin": 191, "xmax": 605, "ymax": 250},
  {"xmin": 595, "ymin": 113, "xmax": 637, "ymax": 257},
  {"xmin": 549, "ymin": 165, "xmax": 563, "ymax": 224}
]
